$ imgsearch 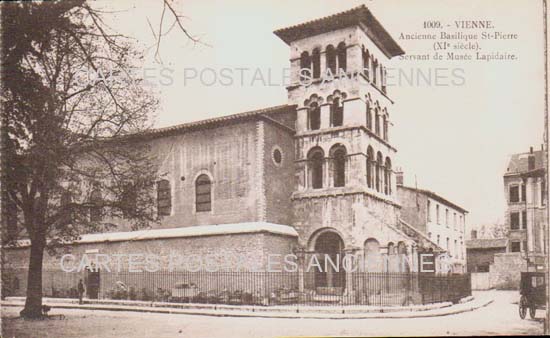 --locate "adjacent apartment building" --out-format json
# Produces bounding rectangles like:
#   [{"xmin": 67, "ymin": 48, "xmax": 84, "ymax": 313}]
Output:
[
  {"xmin": 502, "ymin": 146, "xmax": 547, "ymax": 270},
  {"xmin": 463, "ymin": 145, "xmax": 547, "ymax": 289},
  {"xmin": 396, "ymin": 173, "xmax": 468, "ymax": 273}
]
